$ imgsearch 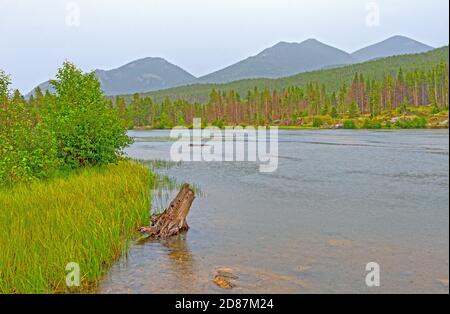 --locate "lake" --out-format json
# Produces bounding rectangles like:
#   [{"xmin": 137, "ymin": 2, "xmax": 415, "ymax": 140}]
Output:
[{"xmin": 99, "ymin": 129, "xmax": 449, "ymax": 293}]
